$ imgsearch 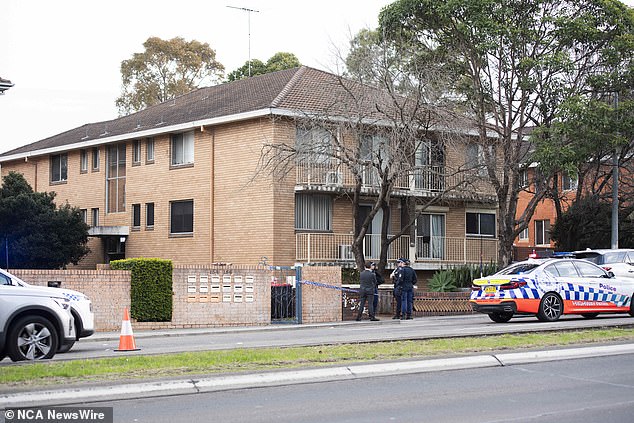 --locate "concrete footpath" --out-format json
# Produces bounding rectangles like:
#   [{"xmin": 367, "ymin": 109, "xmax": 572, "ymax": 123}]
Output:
[{"xmin": 2, "ymin": 341, "xmax": 634, "ymax": 408}]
